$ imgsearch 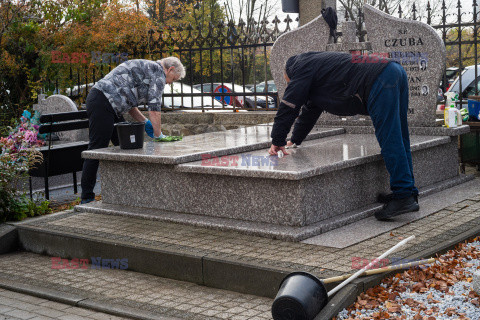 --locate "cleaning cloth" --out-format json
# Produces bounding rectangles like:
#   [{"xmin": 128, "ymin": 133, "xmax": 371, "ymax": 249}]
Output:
[{"xmin": 154, "ymin": 135, "xmax": 183, "ymax": 142}]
